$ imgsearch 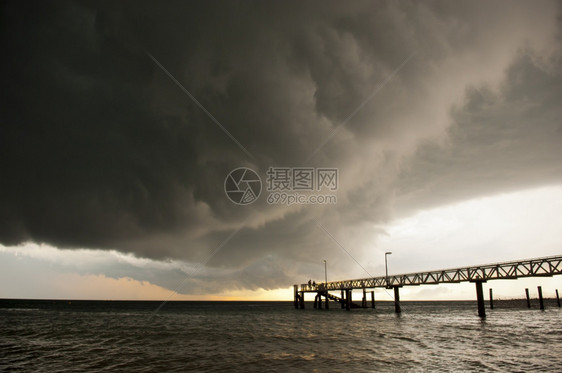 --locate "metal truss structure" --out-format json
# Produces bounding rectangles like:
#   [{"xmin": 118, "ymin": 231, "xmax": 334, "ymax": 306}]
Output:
[{"xmin": 299, "ymin": 255, "xmax": 562, "ymax": 292}]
